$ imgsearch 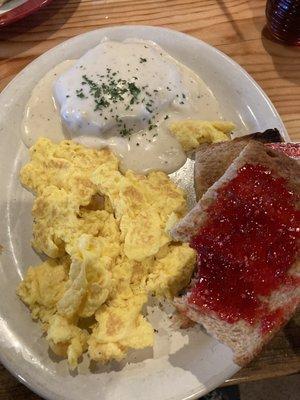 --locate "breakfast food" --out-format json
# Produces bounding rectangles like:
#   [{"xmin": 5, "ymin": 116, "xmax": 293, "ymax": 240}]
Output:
[
  {"xmin": 171, "ymin": 141, "xmax": 300, "ymax": 365},
  {"xmin": 22, "ymin": 39, "xmax": 224, "ymax": 174},
  {"xmin": 169, "ymin": 120, "xmax": 234, "ymax": 152},
  {"xmin": 193, "ymin": 128, "xmax": 283, "ymax": 200},
  {"xmin": 17, "ymin": 138, "xmax": 196, "ymax": 368},
  {"xmin": 18, "ymin": 36, "xmax": 249, "ymax": 371},
  {"xmin": 20, "ymin": 36, "xmax": 298, "ymax": 372}
]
